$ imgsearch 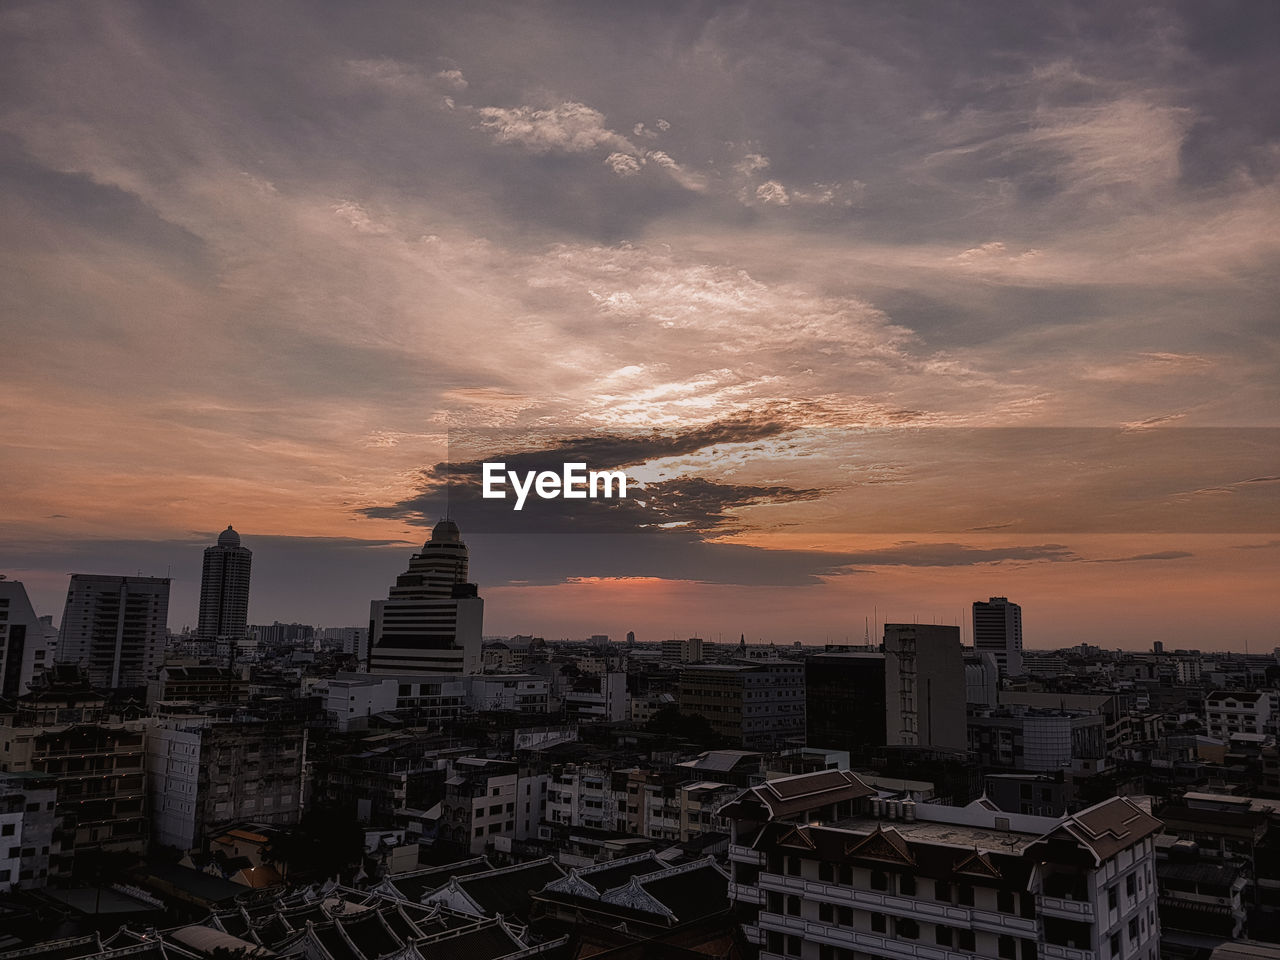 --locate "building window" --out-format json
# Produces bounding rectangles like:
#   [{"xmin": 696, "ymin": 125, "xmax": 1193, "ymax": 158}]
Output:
[
  {"xmin": 819, "ymin": 902, "xmax": 834, "ymax": 923},
  {"xmin": 935, "ymin": 880, "xmax": 952, "ymax": 902},
  {"xmin": 788, "ymin": 855, "xmax": 801, "ymax": 876},
  {"xmin": 819, "ymin": 861, "xmax": 834, "ymax": 882},
  {"xmin": 871, "ymin": 912, "xmax": 886, "ymax": 933},
  {"xmin": 936, "ymin": 926, "xmax": 953, "ymax": 946},
  {"xmin": 1108, "ymin": 886, "xmax": 1118, "ymax": 911},
  {"xmin": 1110, "ymin": 933, "xmax": 1120, "ymax": 957},
  {"xmin": 958, "ymin": 884, "xmax": 974, "ymax": 906},
  {"xmin": 958, "ymin": 930, "xmax": 976, "ymax": 952},
  {"xmin": 786, "ymin": 895, "xmax": 801, "ymax": 916},
  {"xmin": 1126, "ymin": 874, "xmax": 1135, "ymax": 897},
  {"xmin": 786, "ymin": 935, "xmax": 801, "ymax": 957},
  {"xmin": 1128, "ymin": 917, "xmax": 1139, "ymax": 939},
  {"xmin": 900, "ymin": 873, "xmax": 916, "ymax": 896},
  {"xmin": 998, "ymin": 889, "xmax": 1014, "ymax": 913},
  {"xmin": 897, "ymin": 919, "xmax": 919, "ymax": 940},
  {"xmin": 871, "ymin": 869, "xmax": 889, "ymax": 891},
  {"xmin": 999, "ymin": 936, "xmax": 1016, "ymax": 959}
]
